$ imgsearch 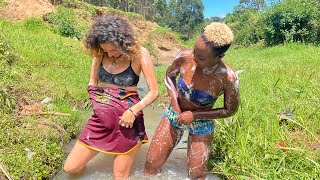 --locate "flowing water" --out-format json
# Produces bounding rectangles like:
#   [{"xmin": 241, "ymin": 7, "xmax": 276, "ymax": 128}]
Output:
[{"xmin": 54, "ymin": 77, "xmax": 220, "ymax": 180}]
